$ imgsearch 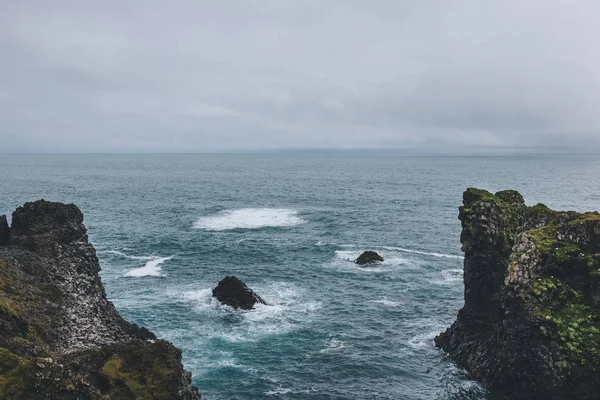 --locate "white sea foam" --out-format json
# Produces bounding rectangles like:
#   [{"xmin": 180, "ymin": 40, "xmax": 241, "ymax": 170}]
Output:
[
  {"xmin": 380, "ymin": 246, "xmax": 464, "ymax": 260},
  {"xmin": 319, "ymin": 338, "xmax": 346, "ymax": 353},
  {"xmin": 181, "ymin": 282, "xmax": 320, "ymax": 343},
  {"xmin": 265, "ymin": 388, "xmax": 293, "ymax": 395},
  {"xmin": 407, "ymin": 329, "xmax": 441, "ymax": 349},
  {"xmin": 193, "ymin": 208, "xmax": 305, "ymax": 231},
  {"xmin": 331, "ymin": 250, "xmax": 411, "ymax": 273},
  {"xmin": 99, "ymin": 250, "xmax": 154, "ymax": 260},
  {"xmin": 370, "ymin": 298, "xmax": 403, "ymax": 307},
  {"xmin": 441, "ymin": 269, "xmax": 463, "ymax": 282},
  {"xmin": 124, "ymin": 256, "xmax": 173, "ymax": 277}
]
